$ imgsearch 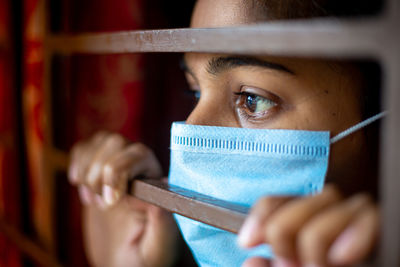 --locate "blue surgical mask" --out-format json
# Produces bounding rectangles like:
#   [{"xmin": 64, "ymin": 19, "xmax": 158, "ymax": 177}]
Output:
[{"xmin": 168, "ymin": 112, "xmax": 386, "ymax": 267}]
